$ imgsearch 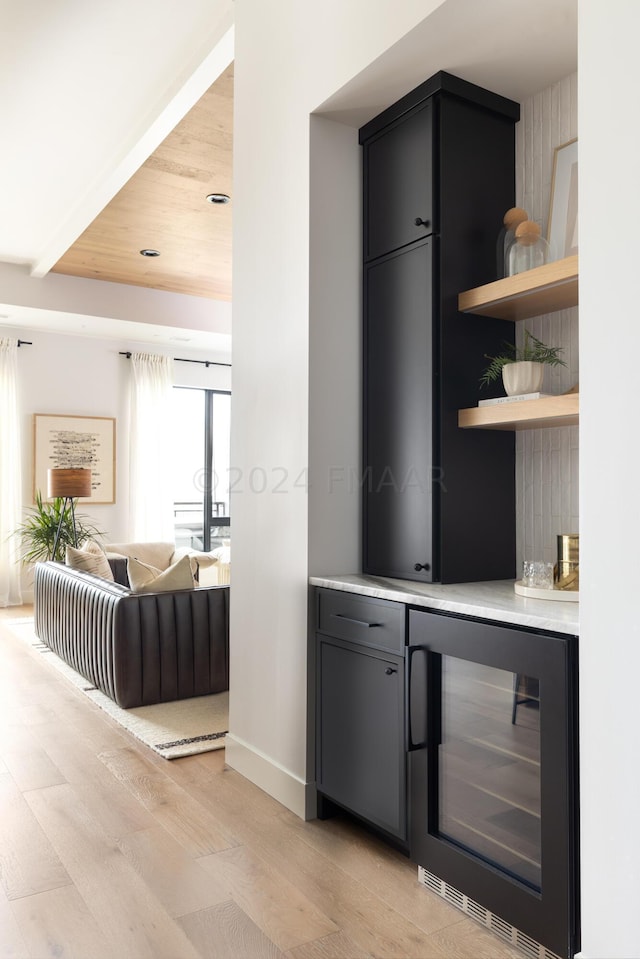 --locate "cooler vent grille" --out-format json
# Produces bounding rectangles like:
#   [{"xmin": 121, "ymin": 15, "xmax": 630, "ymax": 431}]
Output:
[{"xmin": 417, "ymin": 866, "xmax": 563, "ymax": 959}]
